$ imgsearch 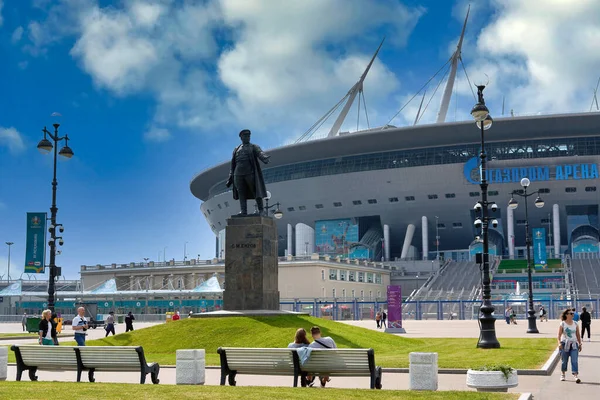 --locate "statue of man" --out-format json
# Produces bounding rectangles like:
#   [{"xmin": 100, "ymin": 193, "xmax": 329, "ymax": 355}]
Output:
[{"xmin": 226, "ymin": 129, "xmax": 270, "ymax": 216}]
